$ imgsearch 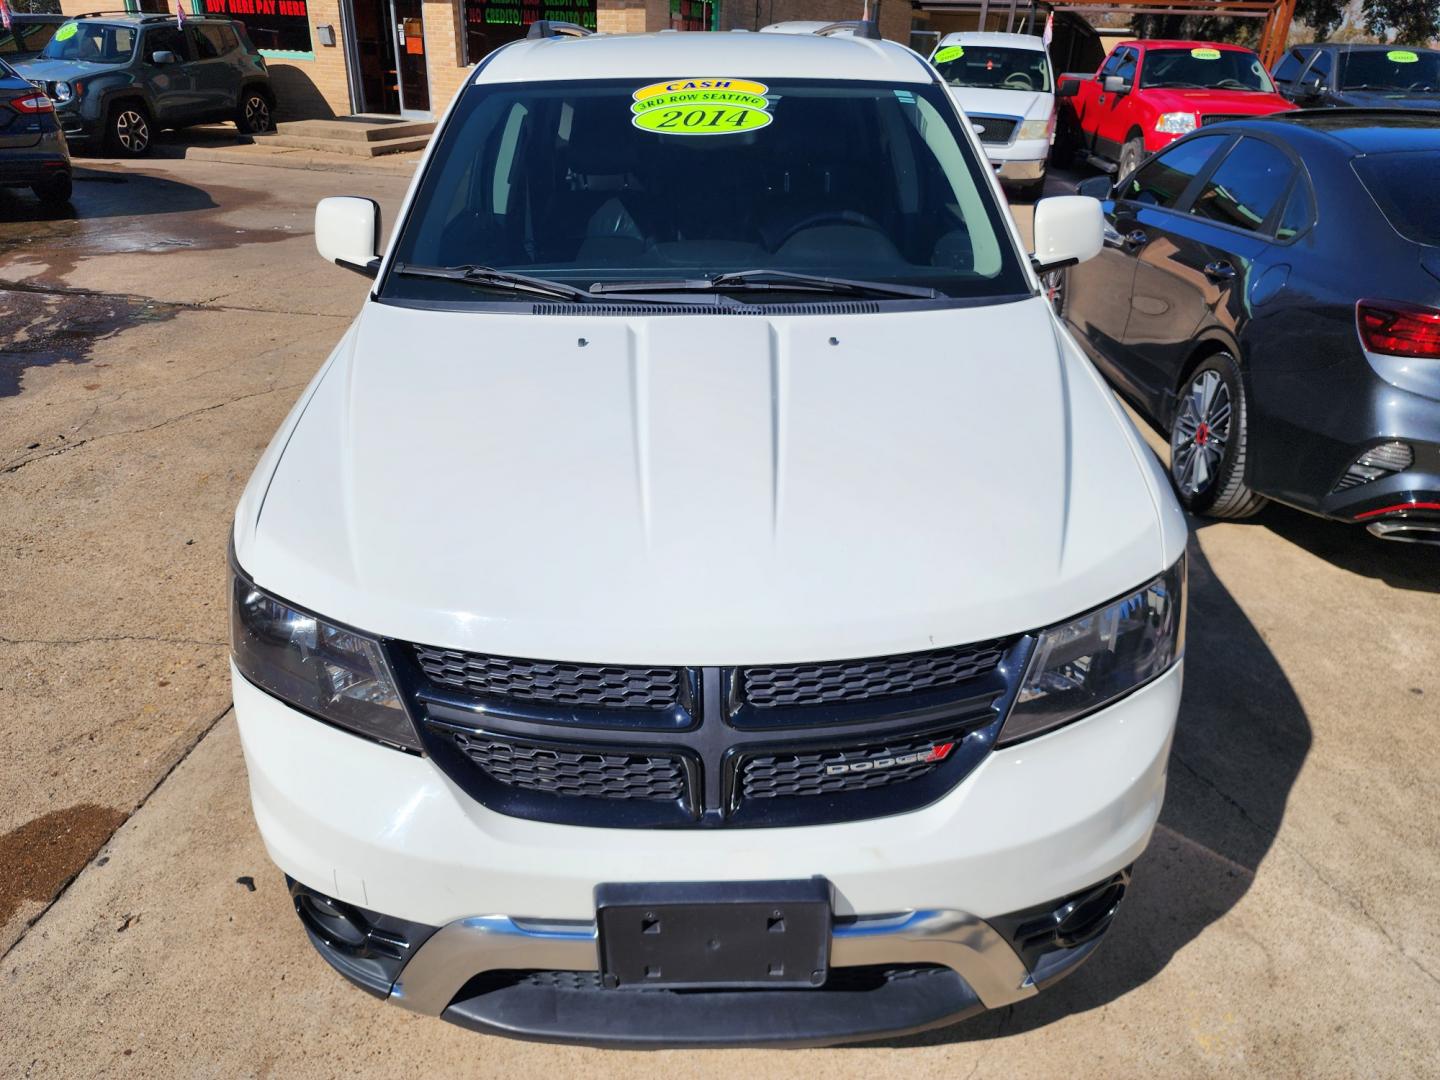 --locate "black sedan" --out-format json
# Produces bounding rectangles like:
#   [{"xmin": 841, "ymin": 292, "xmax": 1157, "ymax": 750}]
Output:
[
  {"xmin": 1060, "ymin": 109, "xmax": 1440, "ymax": 545},
  {"xmin": 0, "ymin": 54, "xmax": 70, "ymax": 204},
  {"xmin": 1273, "ymin": 44, "xmax": 1440, "ymax": 110}
]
